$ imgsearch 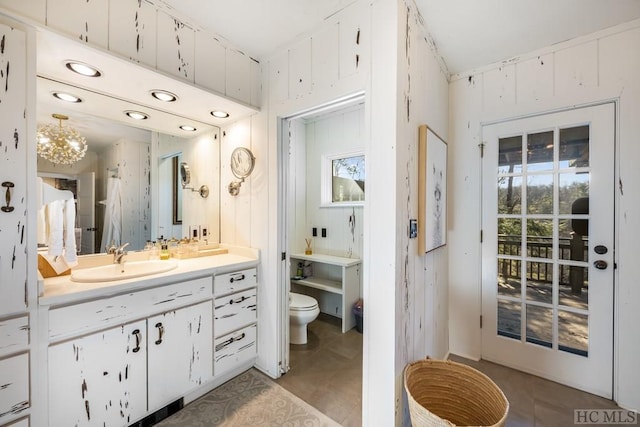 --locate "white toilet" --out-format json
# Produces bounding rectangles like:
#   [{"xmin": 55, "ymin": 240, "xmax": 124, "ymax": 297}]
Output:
[{"xmin": 289, "ymin": 292, "xmax": 320, "ymax": 345}]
